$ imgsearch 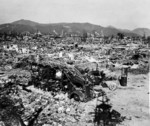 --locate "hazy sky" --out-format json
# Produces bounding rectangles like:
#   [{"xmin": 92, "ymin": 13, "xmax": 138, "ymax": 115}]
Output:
[{"xmin": 0, "ymin": 0, "xmax": 149, "ymax": 29}]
